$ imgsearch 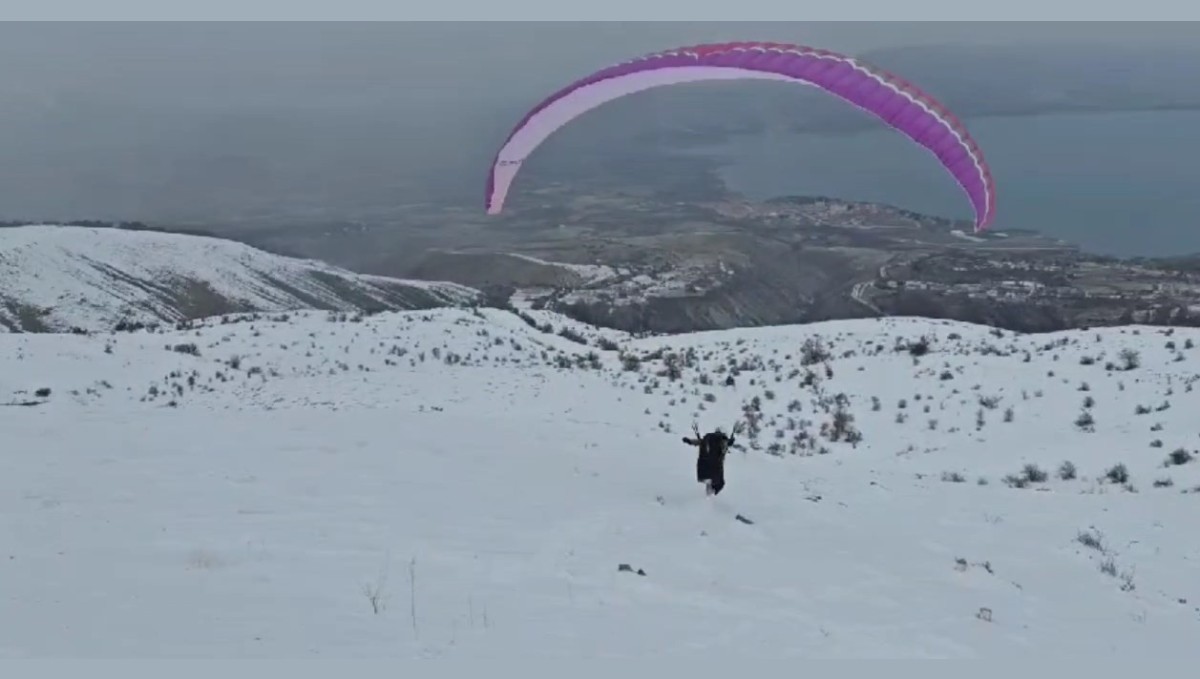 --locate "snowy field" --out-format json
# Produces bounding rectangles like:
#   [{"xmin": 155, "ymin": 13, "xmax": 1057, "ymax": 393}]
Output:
[{"xmin": 3, "ymin": 307, "xmax": 1200, "ymax": 658}]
